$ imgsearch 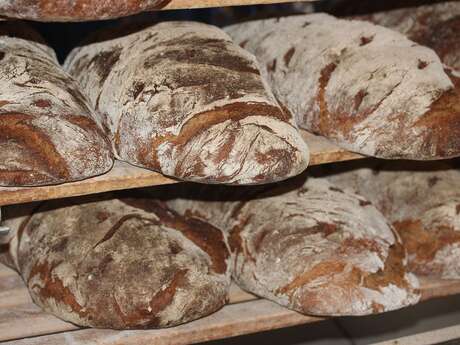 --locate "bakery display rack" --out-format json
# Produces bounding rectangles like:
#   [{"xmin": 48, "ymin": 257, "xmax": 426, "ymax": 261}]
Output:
[{"xmin": 1, "ymin": 1, "xmax": 460, "ymax": 344}]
